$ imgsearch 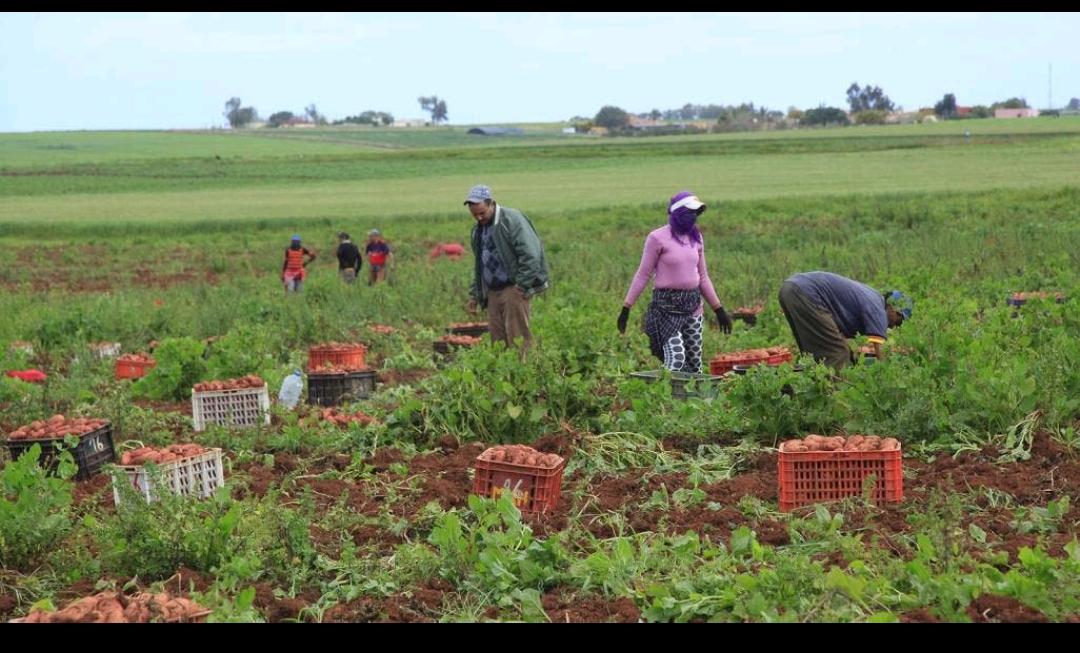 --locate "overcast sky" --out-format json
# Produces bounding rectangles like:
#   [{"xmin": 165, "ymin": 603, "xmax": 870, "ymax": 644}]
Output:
[{"xmin": 2, "ymin": 12, "xmax": 1077, "ymax": 133}]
